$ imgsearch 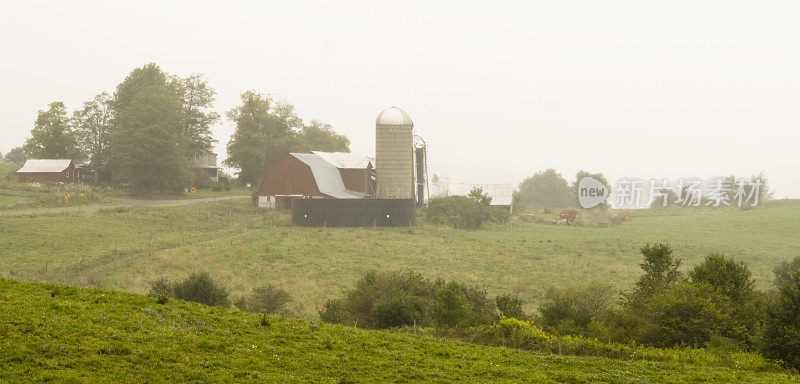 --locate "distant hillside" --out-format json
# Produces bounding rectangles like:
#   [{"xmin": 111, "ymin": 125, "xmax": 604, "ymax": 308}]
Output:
[{"xmin": 0, "ymin": 279, "xmax": 796, "ymax": 383}]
